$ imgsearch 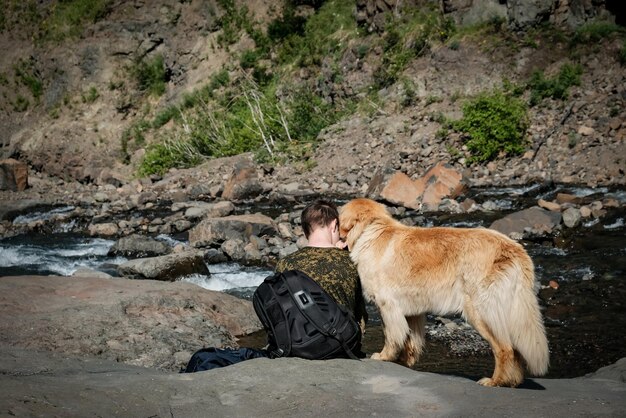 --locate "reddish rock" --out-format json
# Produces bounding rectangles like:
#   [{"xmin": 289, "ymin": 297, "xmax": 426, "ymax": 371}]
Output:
[
  {"xmin": 0, "ymin": 158, "xmax": 28, "ymax": 191},
  {"xmin": 549, "ymin": 280, "xmax": 560, "ymax": 290},
  {"xmin": 538, "ymin": 199, "xmax": 561, "ymax": 212},
  {"xmin": 417, "ymin": 162, "xmax": 468, "ymax": 211},
  {"xmin": 555, "ymin": 193, "xmax": 581, "ymax": 205},
  {"xmin": 379, "ymin": 171, "xmax": 424, "ymax": 210}
]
